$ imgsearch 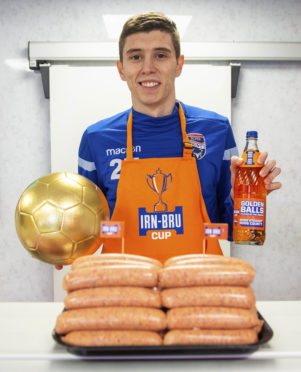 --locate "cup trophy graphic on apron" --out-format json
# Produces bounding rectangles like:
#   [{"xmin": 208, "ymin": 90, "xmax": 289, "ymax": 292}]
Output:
[{"xmin": 146, "ymin": 169, "xmax": 172, "ymax": 212}]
